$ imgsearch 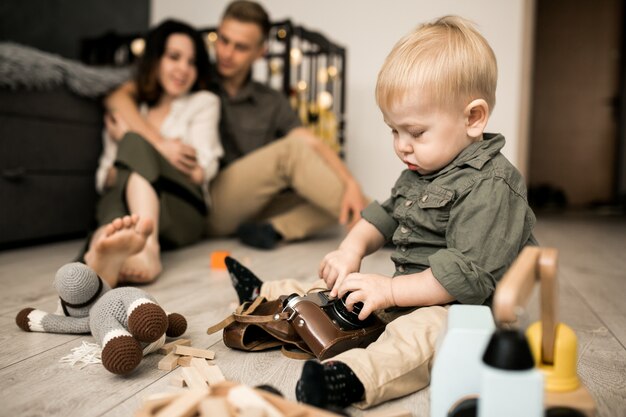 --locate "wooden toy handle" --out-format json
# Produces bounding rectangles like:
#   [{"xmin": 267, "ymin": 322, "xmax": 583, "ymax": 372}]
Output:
[{"xmin": 493, "ymin": 246, "xmax": 559, "ymax": 364}]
